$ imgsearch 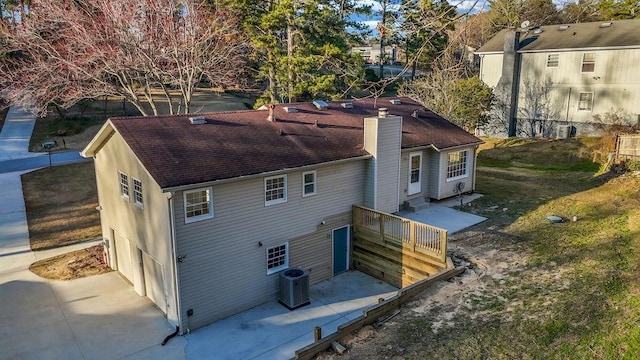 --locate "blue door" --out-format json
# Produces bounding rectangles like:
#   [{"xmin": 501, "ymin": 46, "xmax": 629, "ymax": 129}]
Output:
[{"xmin": 333, "ymin": 226, "xmax": 350, "ymax": 275}]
